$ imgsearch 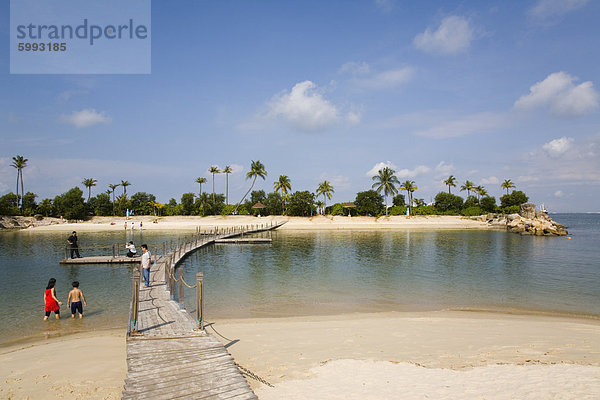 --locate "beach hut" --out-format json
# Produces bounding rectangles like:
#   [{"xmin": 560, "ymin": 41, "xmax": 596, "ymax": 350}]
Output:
[
  {"xmin": 252, "ymin": 202, "xmax": 266, "ymax": 217},
  {"xmin": 342, "ymin": 202, "xmax": 356, "ymax": 217}
]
